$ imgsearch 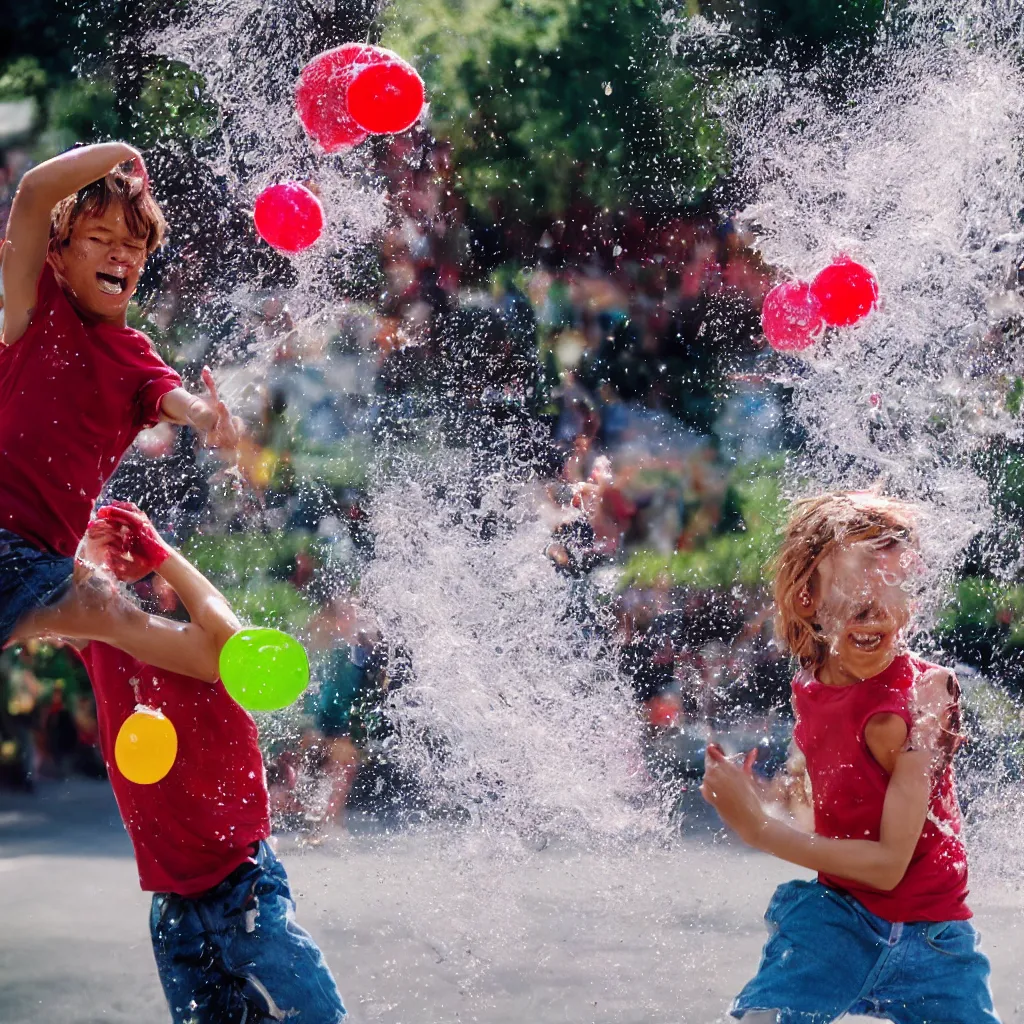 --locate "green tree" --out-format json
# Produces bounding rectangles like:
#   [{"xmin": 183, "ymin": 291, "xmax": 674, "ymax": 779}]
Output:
[{"xmin": 384, "ymin": 0, "xmax": 727, "ymax": 217}]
